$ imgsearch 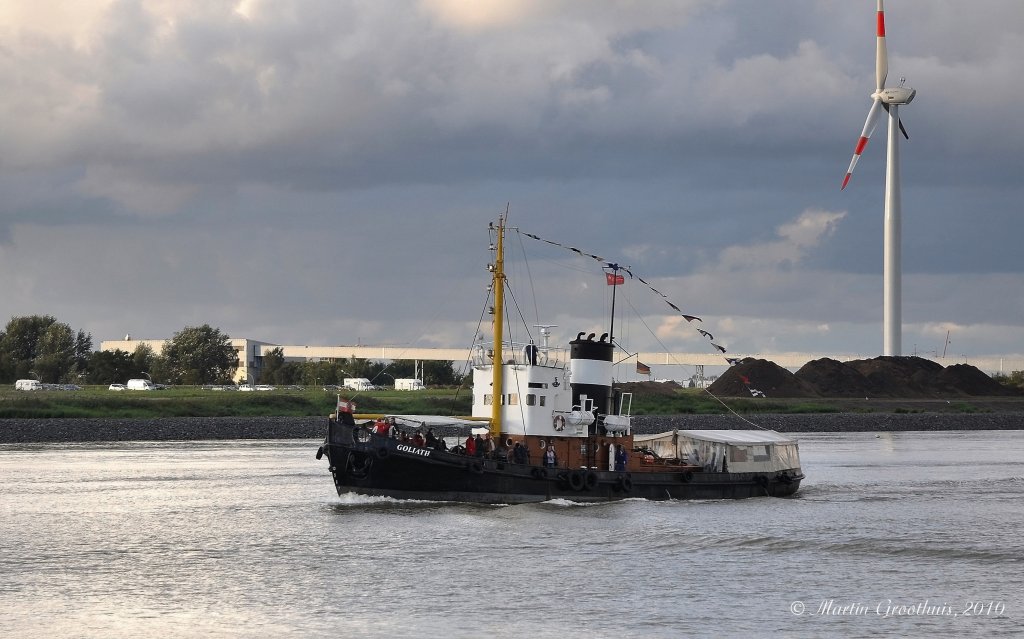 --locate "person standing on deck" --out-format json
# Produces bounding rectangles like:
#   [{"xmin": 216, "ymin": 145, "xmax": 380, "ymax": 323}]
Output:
[
  {"xmin": 512, "ymin": 442, "xmax": 528, "ymax": 465},
  {"xmin": 614, "ymin": 445, "xmax": 627, "ymax": 472},
  {"xmin": 544, "ymin": 445, "xmax": 558, "ymax": 468}
]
